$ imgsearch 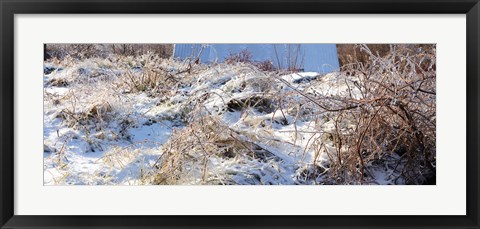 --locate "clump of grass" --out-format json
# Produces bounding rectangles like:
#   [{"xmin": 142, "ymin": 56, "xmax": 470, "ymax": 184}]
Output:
[
  {"xmin": 57, "ymin": 101, "xmax": 113, "ymax": 129},
  {"xmin": 152, "ymin": 116, "xmax": 237, "ymax": 184},
  {"xmin": 117, "ymin": 54, "xmax": 201, "ymax": 98},
  {"xmin": 151, "ymin": 115, "xmax": 284, "ymax": 185}
]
